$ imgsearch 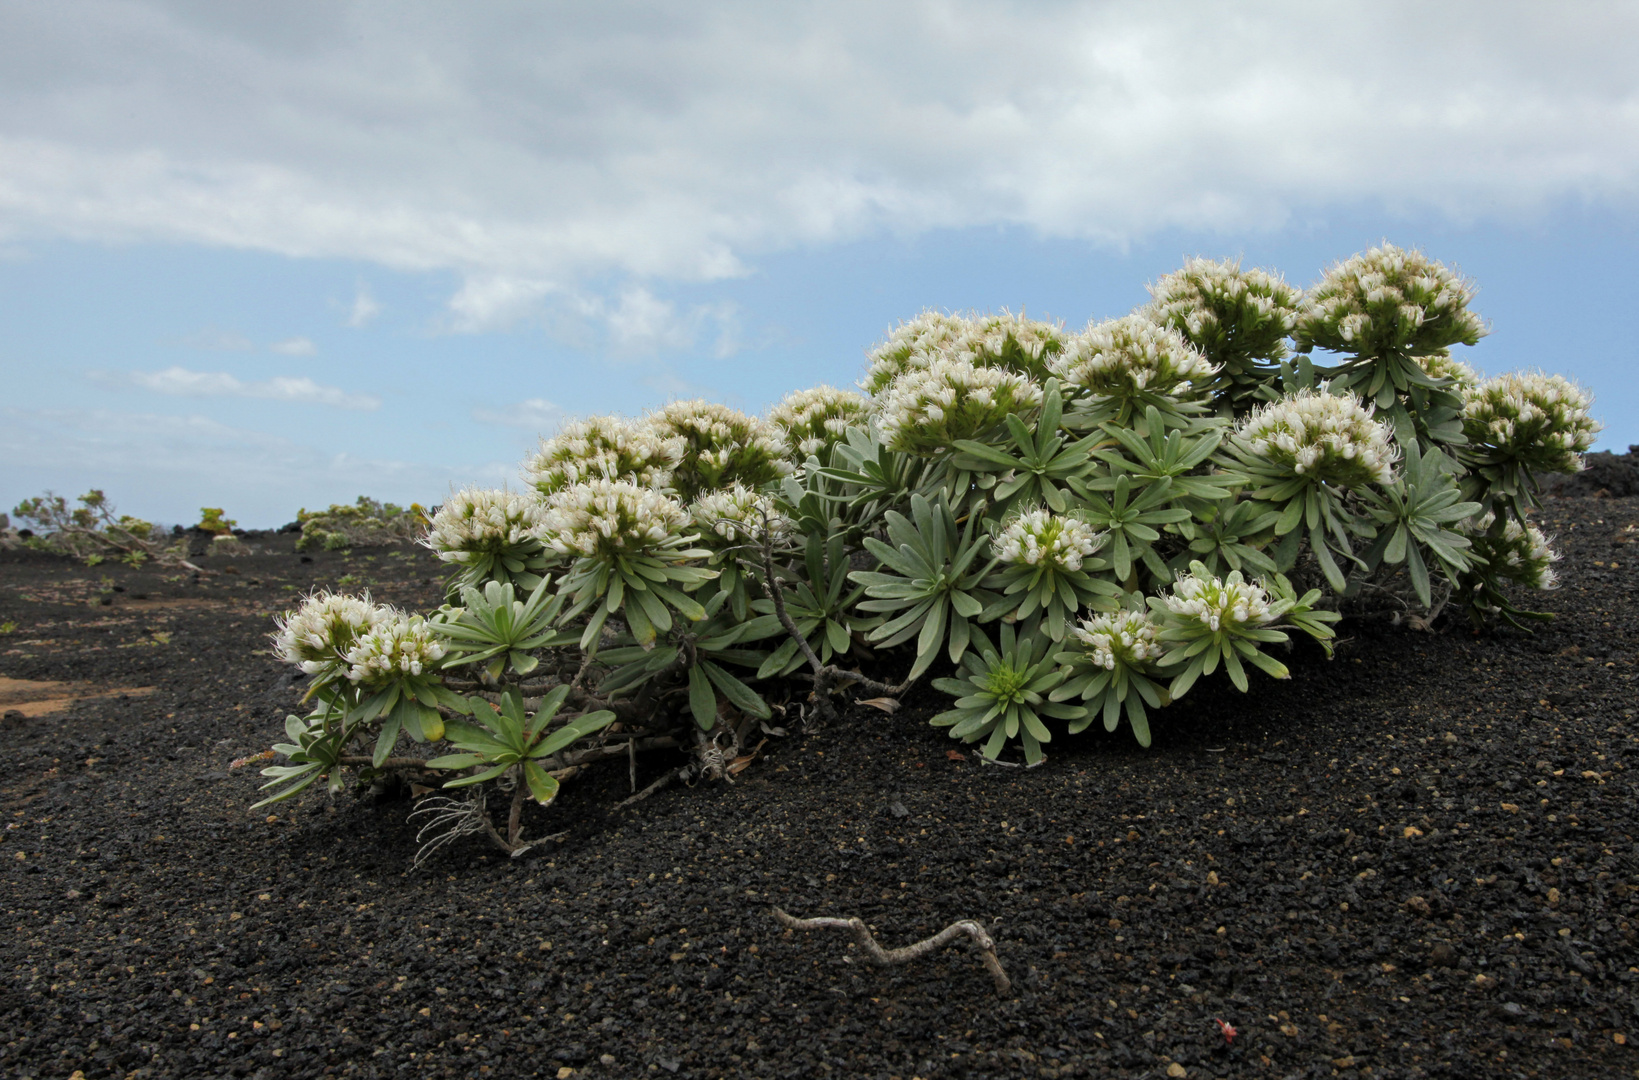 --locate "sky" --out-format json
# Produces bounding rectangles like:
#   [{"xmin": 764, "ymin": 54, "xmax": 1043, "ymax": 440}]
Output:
[{"xmin": 2, "ymin": 1, "xmax": 1636, "ymax": 528}]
